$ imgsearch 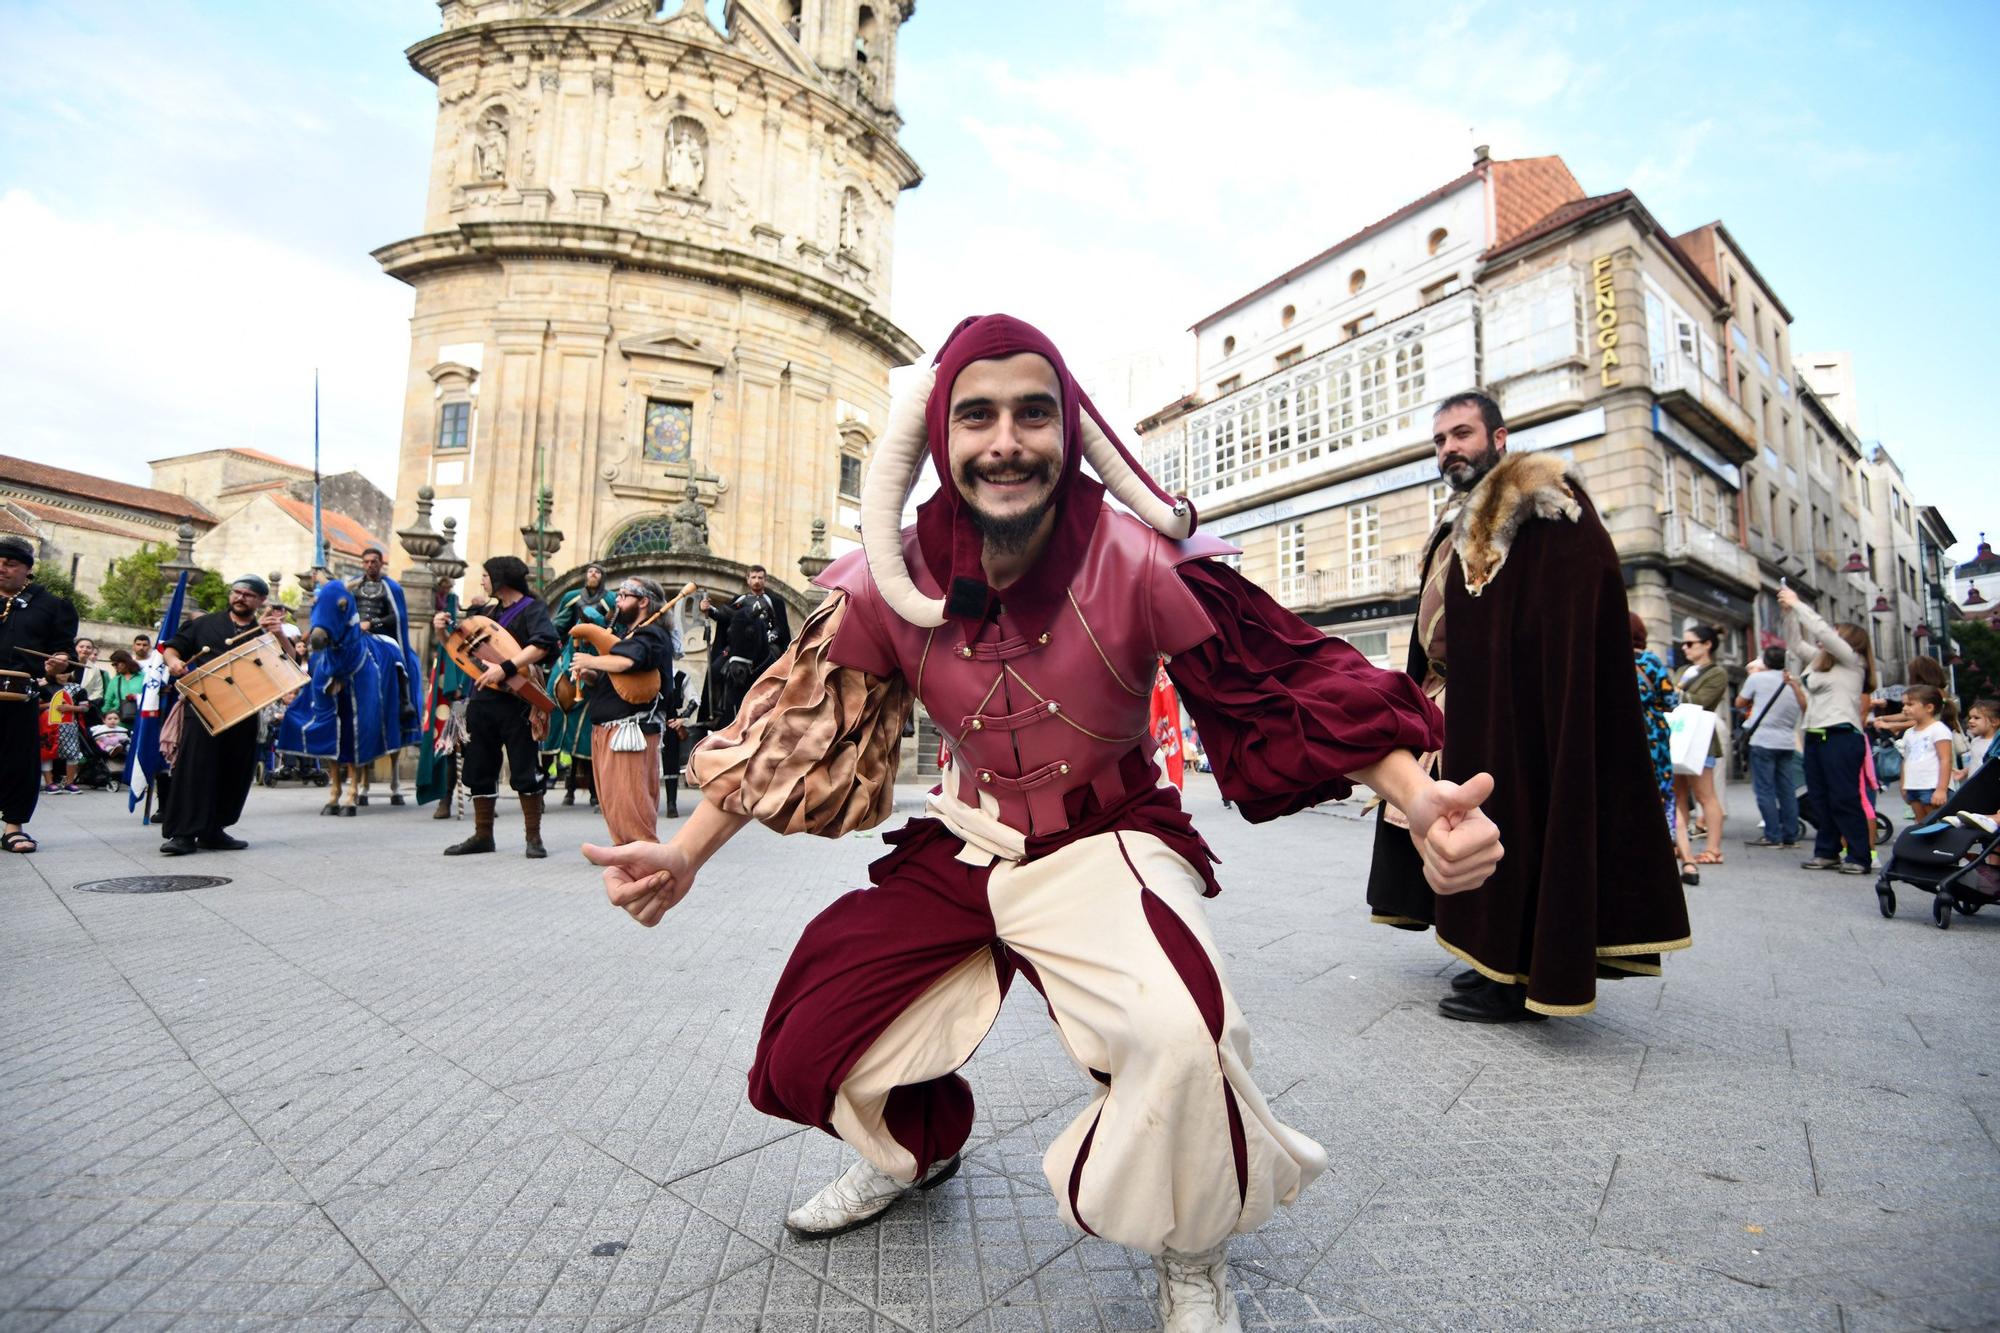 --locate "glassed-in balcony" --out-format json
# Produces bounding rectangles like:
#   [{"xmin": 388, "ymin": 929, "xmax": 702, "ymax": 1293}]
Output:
[{"xmin": 1652, "ymin": 356, "xmax": 1757, "ymax": 463}]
